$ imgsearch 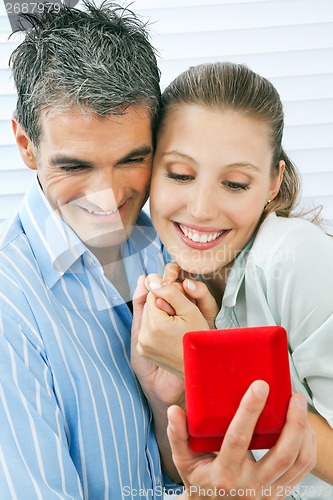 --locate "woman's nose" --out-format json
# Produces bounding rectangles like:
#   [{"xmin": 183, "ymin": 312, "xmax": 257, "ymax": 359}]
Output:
[{"xmin": 187, "ymin": 185, "xmax": 219, "ymax": 221}]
